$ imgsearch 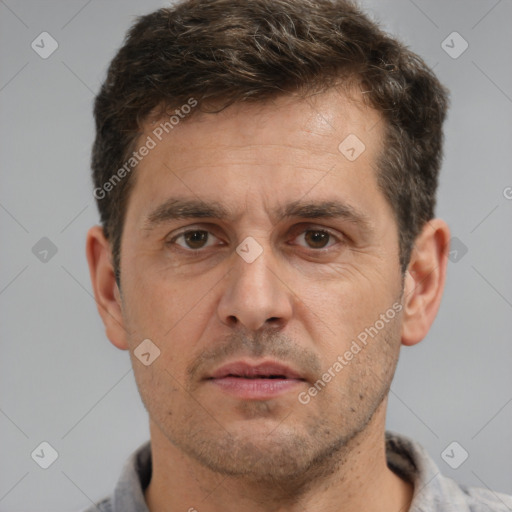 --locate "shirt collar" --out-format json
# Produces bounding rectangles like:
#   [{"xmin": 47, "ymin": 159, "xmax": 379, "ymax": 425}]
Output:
[
  {"xmin": 385, "ymin": 430, "xmax": 471, "ymax": 512},
  {"xmin": 112, "ymin": 440, "xmax": 151, "ymax": 512}
]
